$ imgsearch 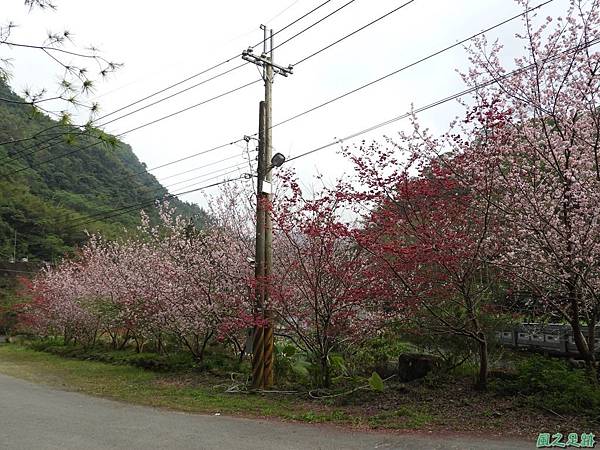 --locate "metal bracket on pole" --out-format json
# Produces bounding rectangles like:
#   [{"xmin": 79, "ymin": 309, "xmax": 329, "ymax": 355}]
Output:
[{"xmin": 242, "ymin": 48, "xmax": 294, "ymax": 77}]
